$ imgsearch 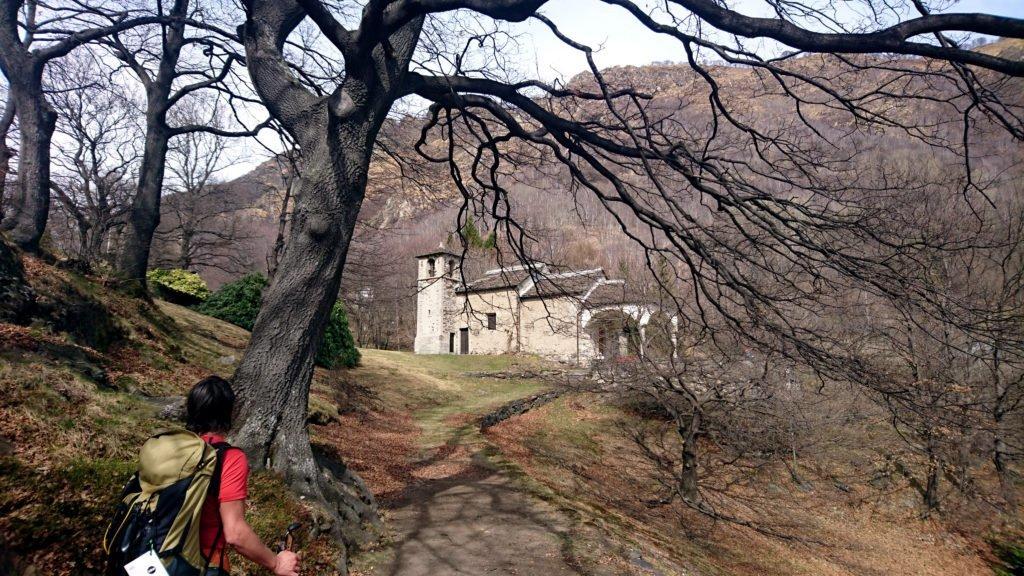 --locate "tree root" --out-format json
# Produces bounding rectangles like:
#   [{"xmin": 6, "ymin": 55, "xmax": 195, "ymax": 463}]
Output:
[{"xmin": 269, "ymin": 442, "xmax": 382, "ymax": 575}]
